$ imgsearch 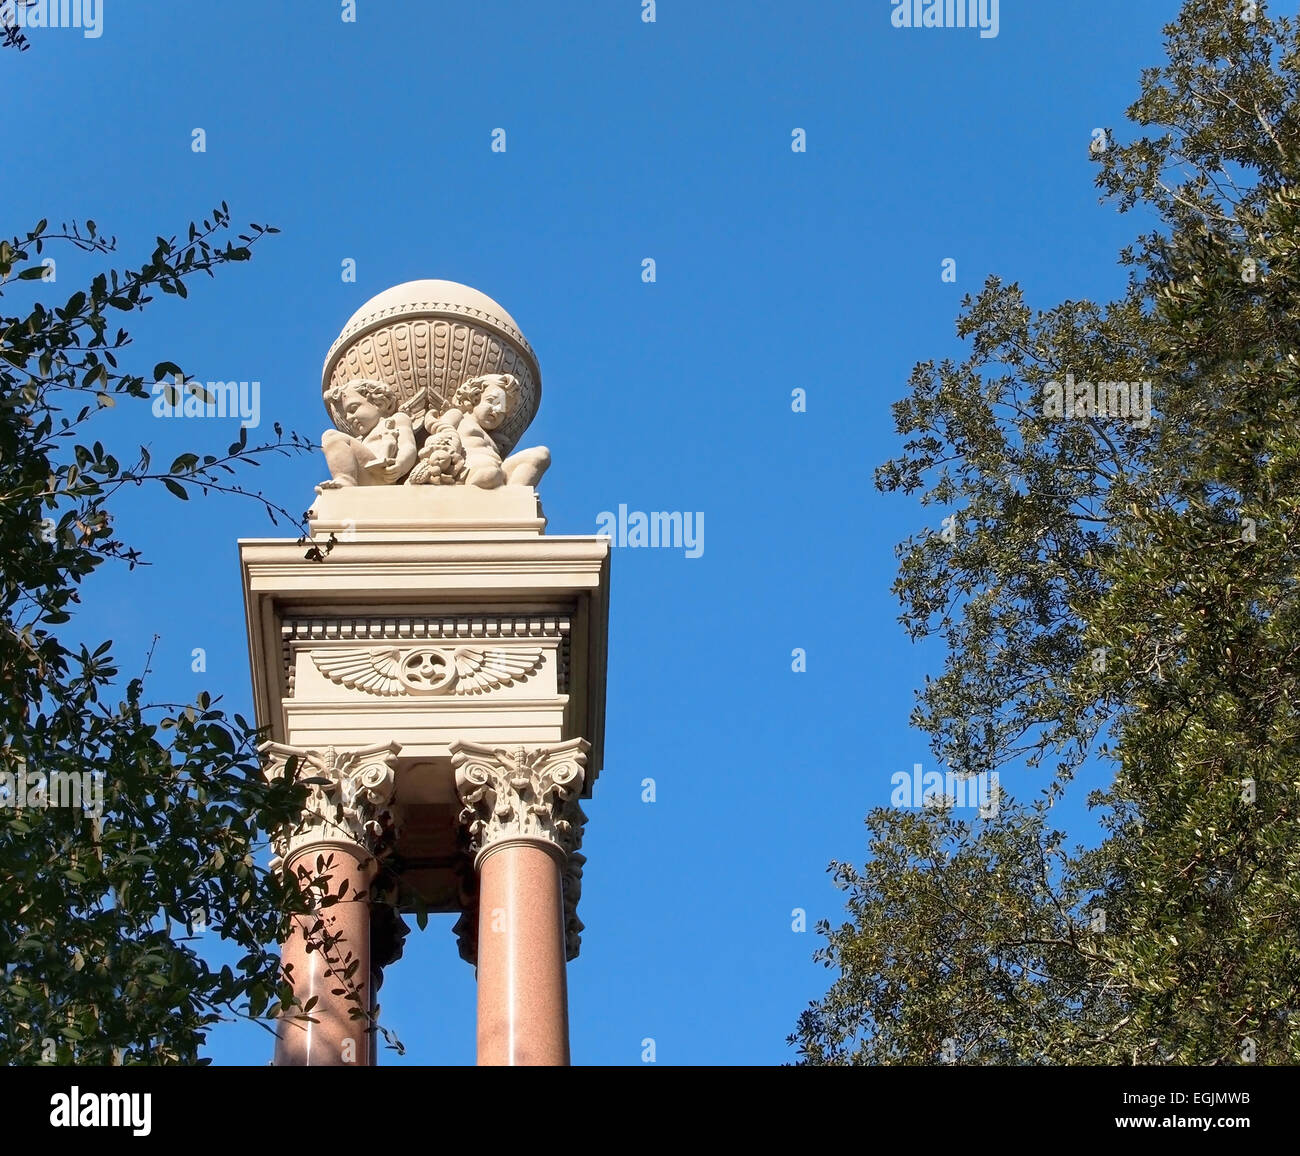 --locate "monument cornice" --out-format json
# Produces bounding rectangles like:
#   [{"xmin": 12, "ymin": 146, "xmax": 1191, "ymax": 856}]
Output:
[{"xmin": 240, "ymin": 542, "xmax": 610, "ymax": 593}]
